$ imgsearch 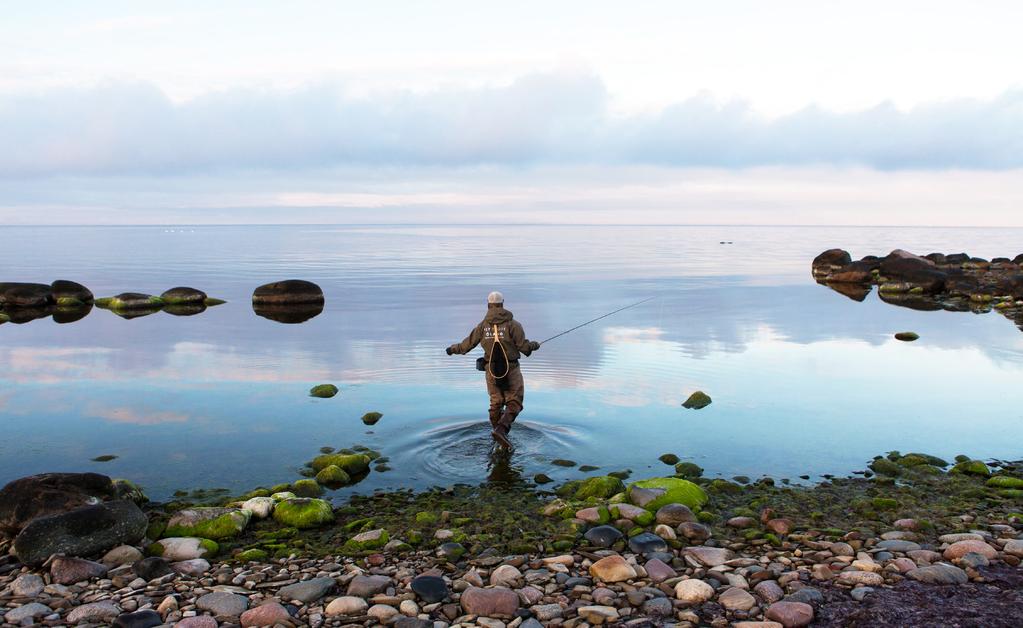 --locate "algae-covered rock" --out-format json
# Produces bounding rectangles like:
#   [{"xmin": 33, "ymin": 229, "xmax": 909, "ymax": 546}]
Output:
[
  {"xmin": 236, "ymin": 548, "xmax": 268, "ymax": 562},
  {"xmin": 315, "ymin": 465, "xmax": 351, "ymax": 487},
  {"xmin": 897, "ymin": 453, "xmax": 948, "ymax": 467},
  {"xmin": 674, "ymin": 462, "xmax": 704, "ymax": 478},
  {"xmin": 629, "ymin": 478, "xmax": 708, "ymax": 511},
  {"xmin": 309, "ymin": 453, "xmax": 370, "ymax": 474},
  {"xmin": 51, "ymin": 280, "xmax": 93, "ymax": 304},
  {"xmin": 658, "ymin": 454, "xmax": 680, "ymax": 465},
  {"xmin": 160, "ymin": 287, "xmax": 208, "ymax": 305},
  {"xmin": 361, "ymin": 412, "xmax": 383, "ymax": 426},
  {"xmin": 292, "ymin": 479, "xmax": 325, "ymax": 497},
  {"xmin": 164, "ymin": 508, "xmax": 251, "ymax": 540},
  {"xmin": 310, "ymin": 384, "xmax": 339, "ymax": 398},
  {"xmin": 252, "ymin": 279, "xmax": 324, "ymax": 305},
  {"xmin": 533, "ymin": 473, "xmax": 553, "ymax": 485},
  {"xmin": 869, "ymin": 457, "xmax": 903, "ymax": 477},
  {"xmin": 709, "ymin": 479, "xmax": 742, "ymax": 494},
  {"xmin": 205, "ymin": 298, "xmax": 227, "ymax": 306},
  {"xmin": 987, "ymin": 476, "xmax": 1023, "ymax": 489},
  {"xmin": 952, "ymin": 460, "xmax": 991, "ymax": 476},
  {"xmin": 97, "ymin": 293, "xmax": 164, "ymax": 311},
  {"xmin": 872, "ymin": 497, "xmax": 899, "ymax": 510},
  {"xmin": 148, "ymin": 537, "xmax": 218, "ymax": 561},
  {"xmin": 552, "ymin": 459, "xmax": 577, "ymax": 467},
  {"xmin": 682, "ymin": 391, "xmax": 712, "ymax": 409},
  {"xmin": 342, "ymin": 528, "xmax": 389, "ymax": 553},
  {"xmin": 272, "ymin": 498, "xmax": 334, "ymax": 528},
  {"xmin": 574, "ymin": 476, "xmax": 626, "ymax": 500},
  {"xmin": 894, "ymin": 331, "xmax": 920, "ymax": 342}
]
